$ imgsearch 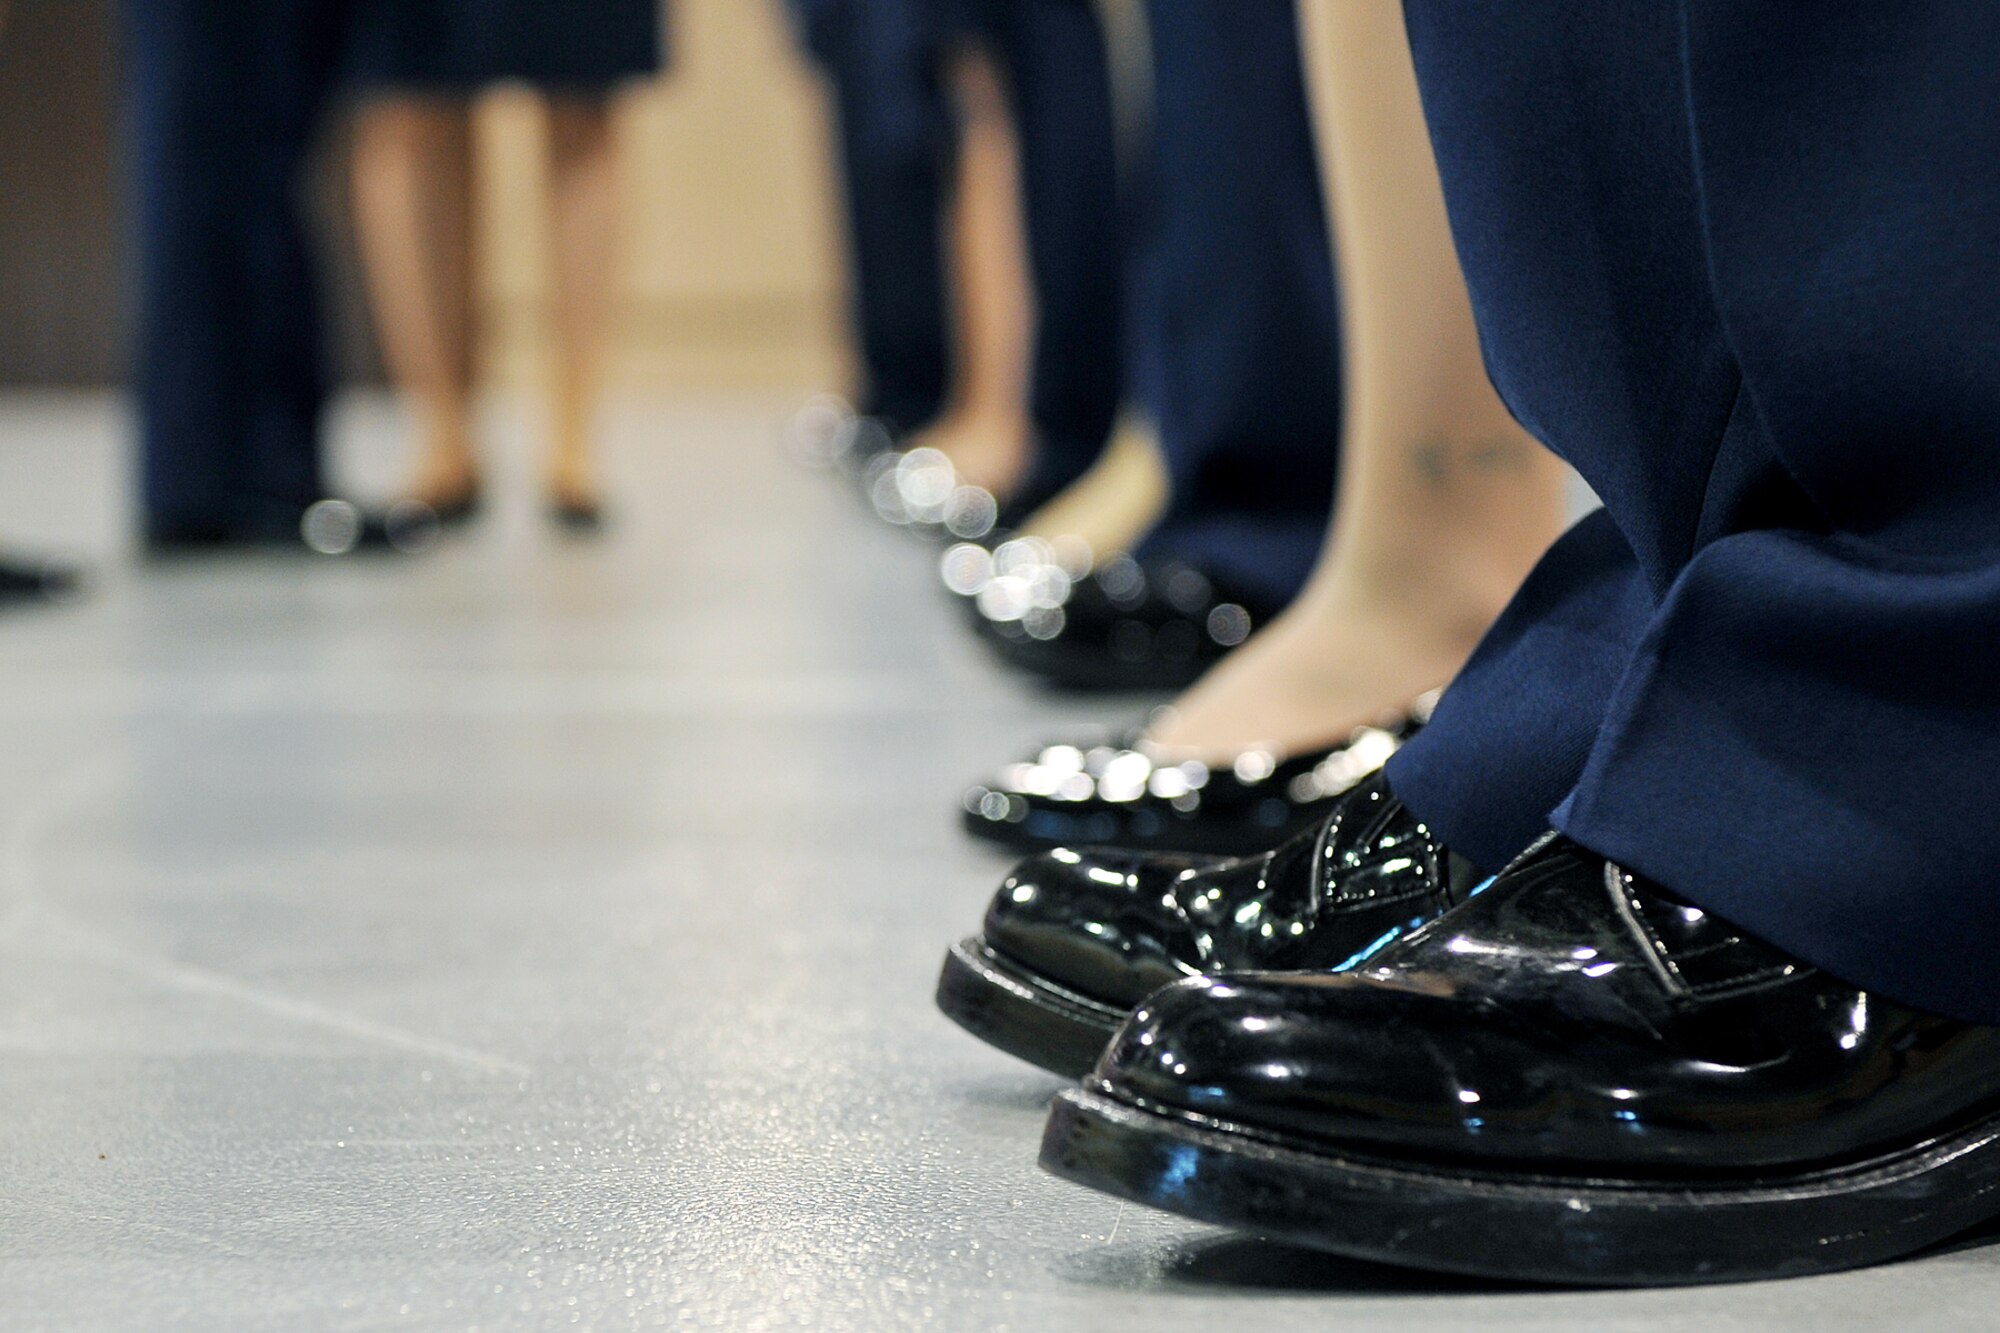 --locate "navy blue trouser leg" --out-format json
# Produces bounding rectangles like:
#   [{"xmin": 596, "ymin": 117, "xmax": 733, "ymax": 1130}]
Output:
[
  {"xmin": 124, "ymin": 0, "xmax": 342, "ymax": 538},
  {"xmin": 800, "ymin": 0, "xmax": 1125, "ymax": 489},
  {"xmin": 794, "ymin": 0, "xmax": 954, "ymax": 436},
  {"xmin": 1386, "ymin": 0, "xmax": 2000, "ymax": 1022},
  {"xmin": 970, "ymin": 0, "xmax": 1124, "ymax": 503},
  {"xmin": 1134, "ymin": 0, "xmax": 1341, "ymax": 609}
]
